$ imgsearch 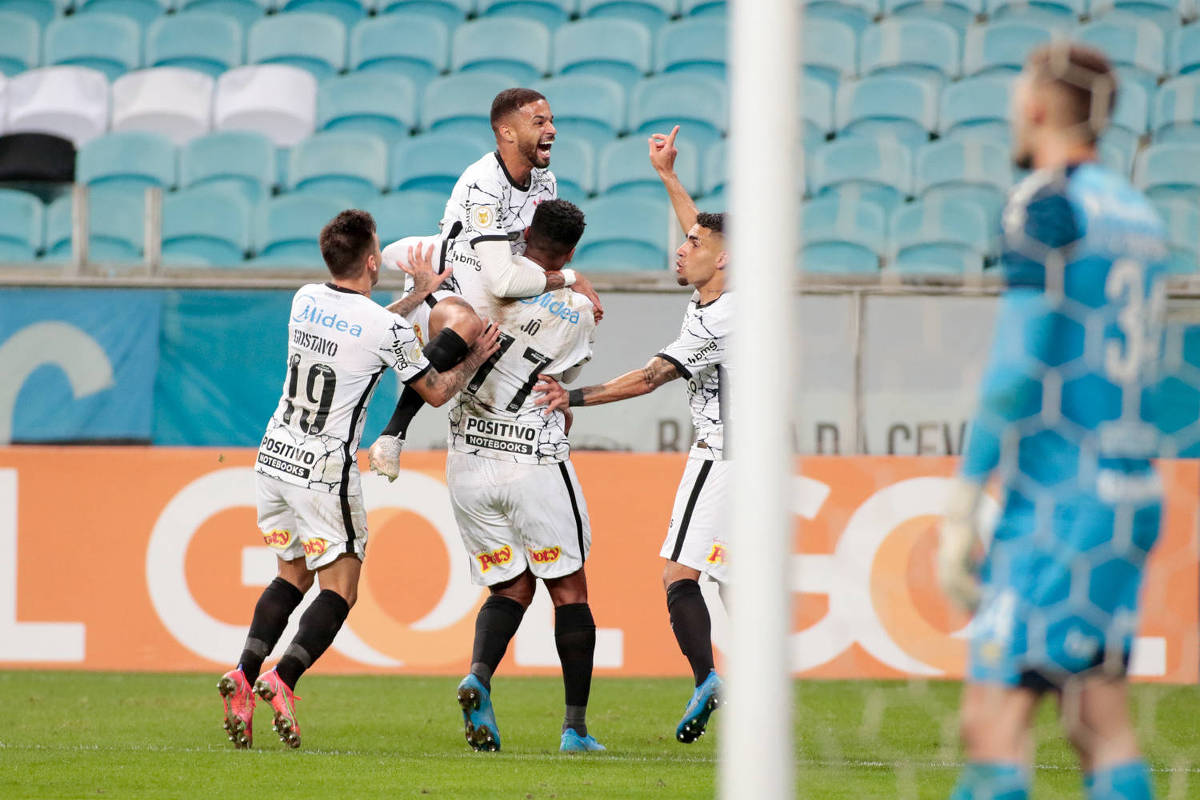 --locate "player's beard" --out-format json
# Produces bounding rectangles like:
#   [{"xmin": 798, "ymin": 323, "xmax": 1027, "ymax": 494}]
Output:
[
  {"xmin": 676, "ymin": 275, "xmax": 689, "ymax": 287},
  {"xmin": 521, "ymin": 138, "xmax": 550, "ymax": 169}
]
